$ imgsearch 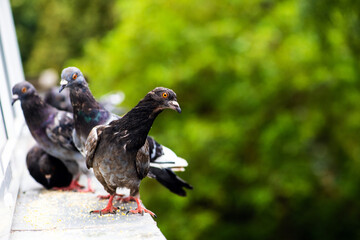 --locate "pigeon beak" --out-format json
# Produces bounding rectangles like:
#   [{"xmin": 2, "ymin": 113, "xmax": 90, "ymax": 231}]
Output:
[
  {"xmin": 59, "ymin": 79, "xmax": 68, "ymax": 93},
  {"xmin": 169, "ymin": 100, "xmax": 181, "ymax": 113},
  {"xmin": 12, "ymin": 94, "xmax": 19, "ymax": 105},
  {"xmin": 45, "ymin": 174, "xmax": 51, "ymax": 184}
]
